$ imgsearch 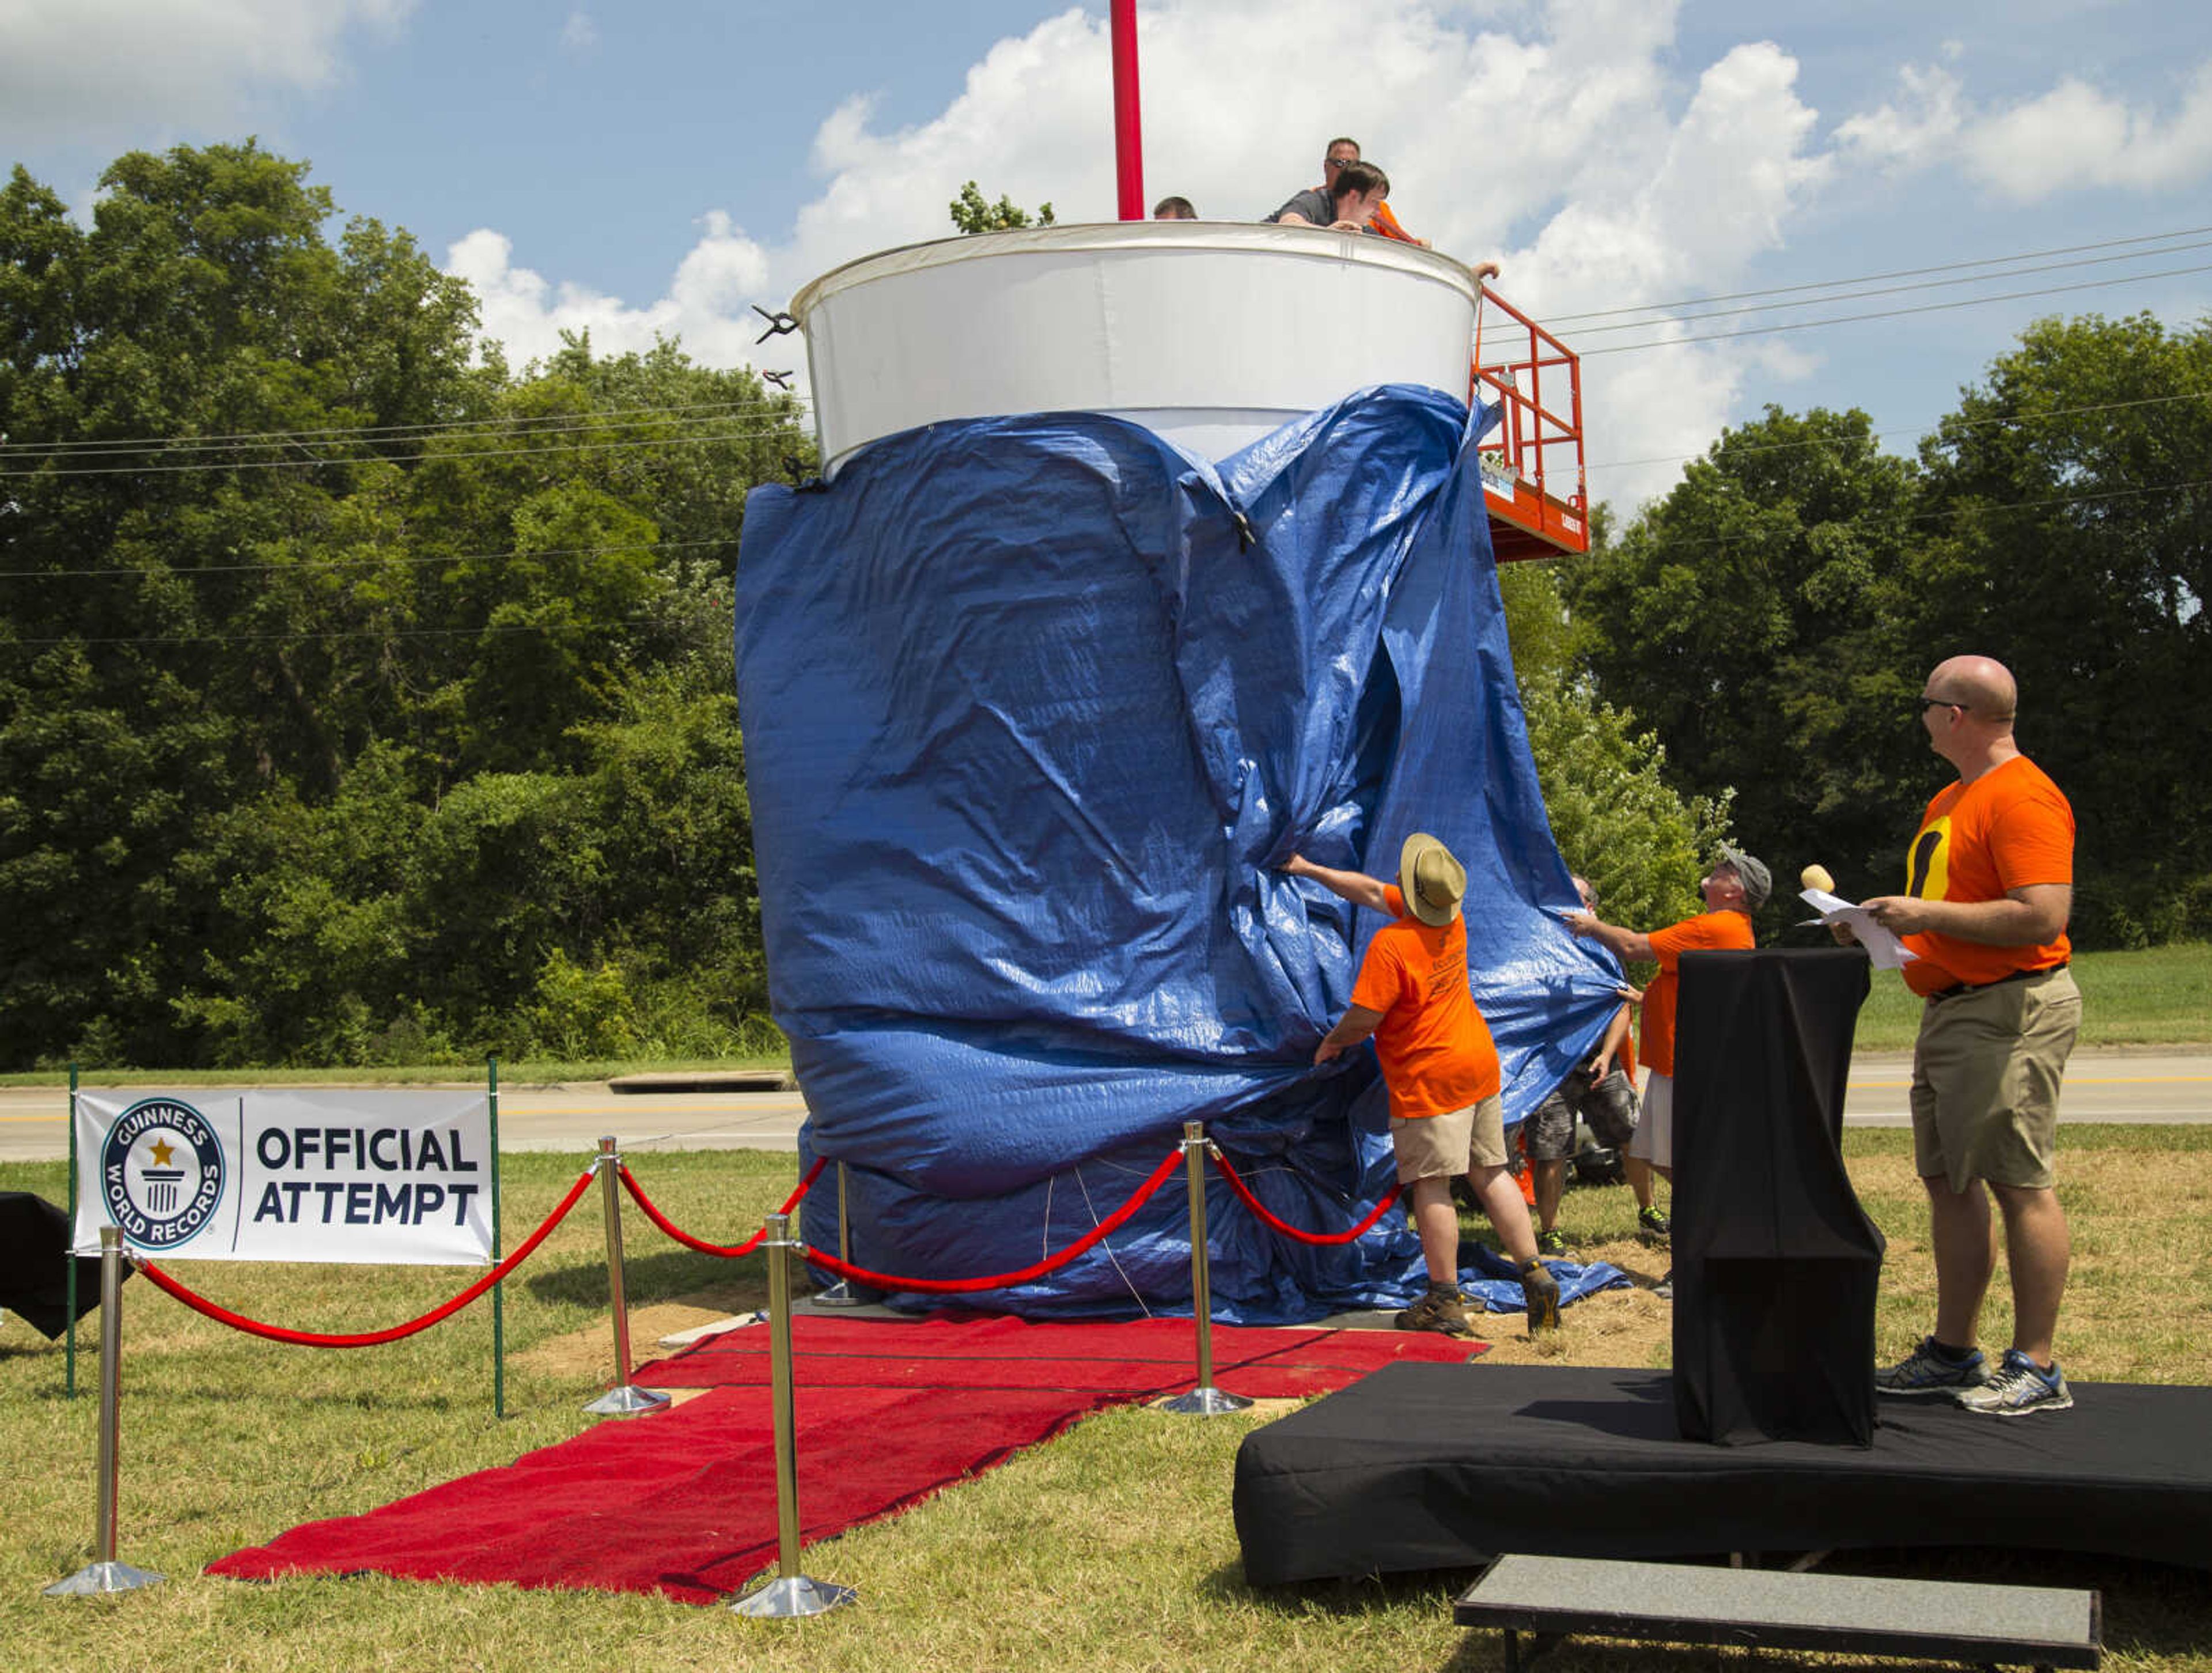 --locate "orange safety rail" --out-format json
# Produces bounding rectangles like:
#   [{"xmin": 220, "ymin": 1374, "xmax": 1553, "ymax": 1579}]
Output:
[{"xmin": 1471, "ymin": 288, "xmax": 1588, "ymax": 561}]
